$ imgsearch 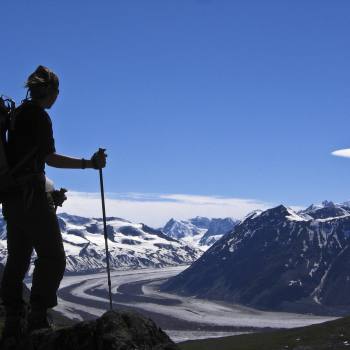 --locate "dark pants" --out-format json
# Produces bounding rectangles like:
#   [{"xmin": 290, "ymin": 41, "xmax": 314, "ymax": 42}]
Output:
[{"xmin": 0, "ymin": 184, "xmax": 66, "ymax": 309}]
